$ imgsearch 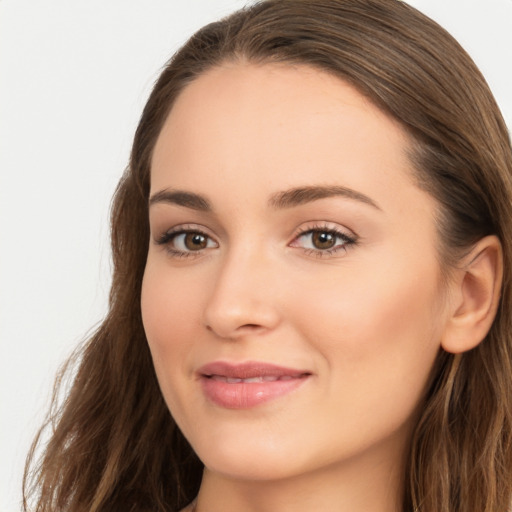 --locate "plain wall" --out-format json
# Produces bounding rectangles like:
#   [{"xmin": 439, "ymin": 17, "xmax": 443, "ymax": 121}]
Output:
[{"xmin": 1, "ymin": 1, "xmax": 511, "ymax": 510}]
